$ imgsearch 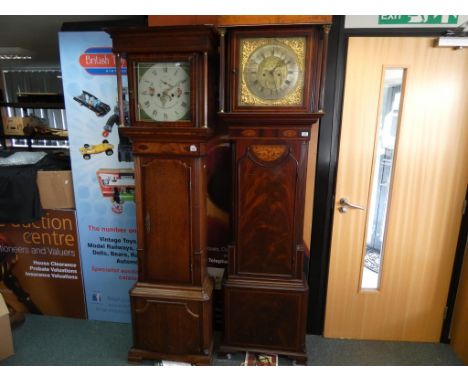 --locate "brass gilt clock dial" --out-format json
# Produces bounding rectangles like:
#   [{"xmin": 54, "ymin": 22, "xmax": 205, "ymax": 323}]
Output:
[
  {"xmin": 239, "ymin": 37, "xmax": 306, "ymax": 107},
  {"xmin": 136, "ymin": 61, "xmax": 191, "ymax": 122}
]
